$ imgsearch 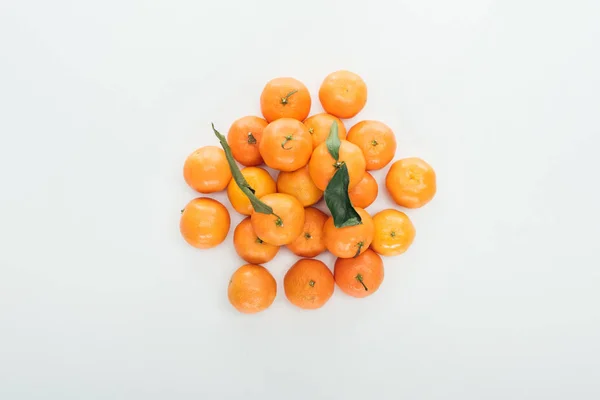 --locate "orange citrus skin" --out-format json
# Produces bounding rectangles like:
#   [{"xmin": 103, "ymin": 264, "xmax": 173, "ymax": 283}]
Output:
[
  {"xmin": 303, "ymin": 113, "xmax": 347, "ymax": 149},
  {"xmin": 284, "ymin": 259, "xmax": 335, "ymax": 310},
  {"xmin": 227, "ymin": 116, "xmax": 268, "ymax": 166},
  {"xmin": 227, "ymin": 167, "xmax": 276, "ymax": 215},
  {"xmin": 251, "ymin": 193, "xmax": 305, "ymax": 246},
  {"xmin": 323, "ymin": 208, "xmax": 374, "ymax": 258},
  {"xmin": 180, "ymin": 198, "xmax": 230, "ymax": 249},
  {"xmin": 286, "ymin": 207, "xmax": 328, "ymax": 258},
  {"xmin": 371, "ymin": 209, "xmax": 416, "ymax": 256},
  {"xmin": 348, "ymin": 172, "xmax": 378, "ymax": 209},
  {"xmin": 276, "ymin": 165, "xmax": 323, "ymax": 207},
  {"xmin": 386, "ymin": 157, "xmax": 437, "ymax": 208},
  {"xmin": 233, "ymin": 217, "xmax": 280, "ymax": 264},
  {"xmin": 347, "ymin": 120, "xmax": 397, "ymax": 170},
  {"xmin": 259, "ymin": 118, "xmax": 312, "ymax": 172},
  {"xmin": 228, "ymin": 264, "xmax": 277, "ymax": 314},
  {"xmin": 260, "ymin": 77, "xmax": 311, "ymax": 122},
  {"xmin": 308, "ymin": 140, "xmax": 366, "ymax": 191},
  {"xmin": 183, "ymin": 146, "xmax": 232, "ymax": 193},
  {"xmin": 334, "ymin": 249, "xmax": 384, "ymax": 298},
  {"xmin": 319, "ymin": 70, "xmax": 367, "ymax": 119}
]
